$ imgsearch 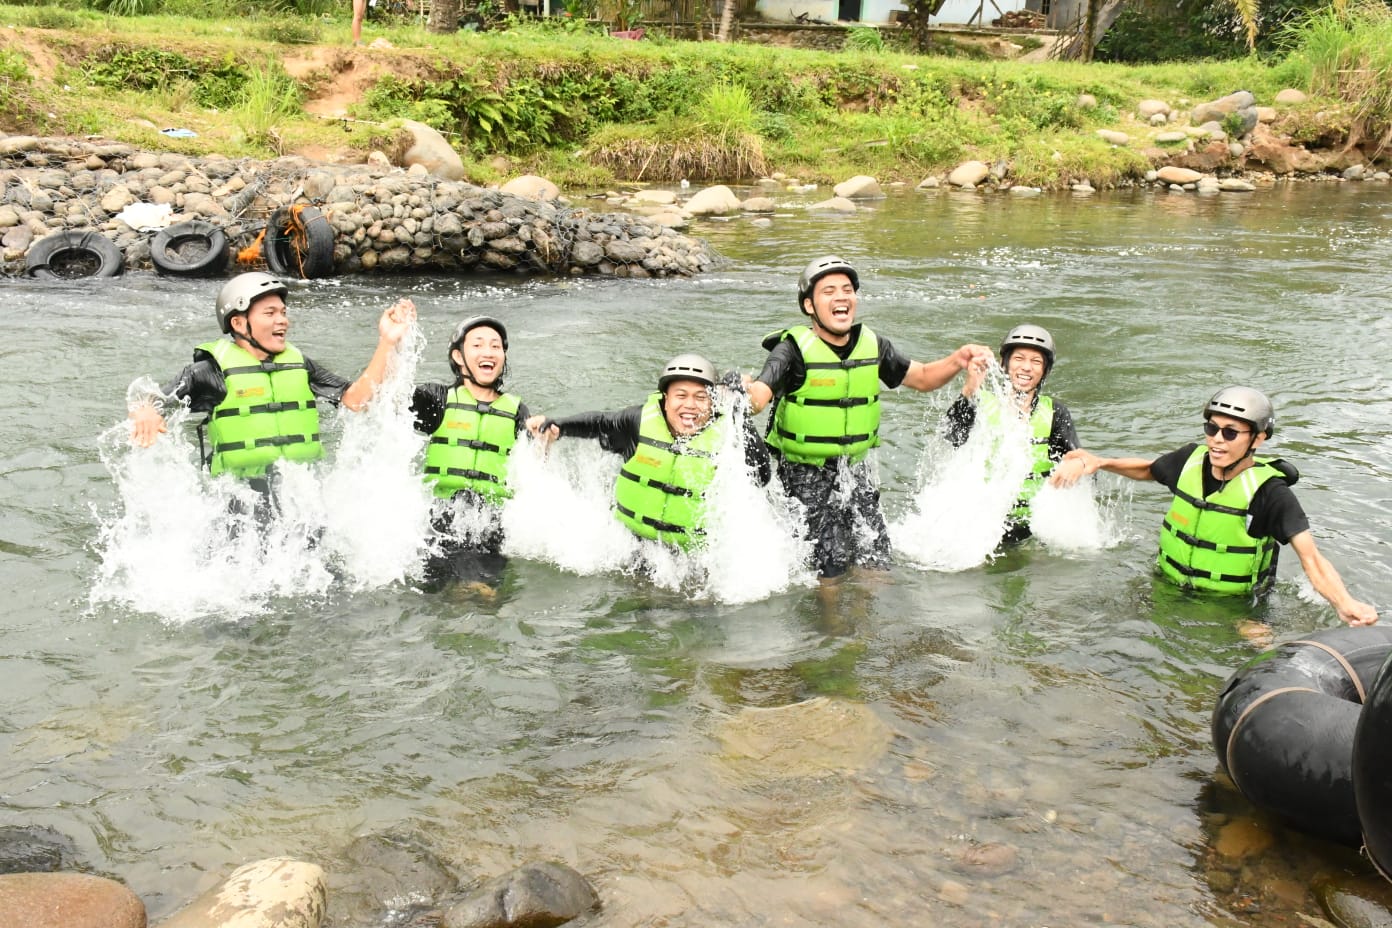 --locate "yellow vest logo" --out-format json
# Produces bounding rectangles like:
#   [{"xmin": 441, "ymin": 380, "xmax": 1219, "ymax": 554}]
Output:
[
  {"xmin": 809, "ymin": 377, "xmax": 836, "ymax": 387},
  {"xmin": 446, "ymin": 419, "xmax": 475, "ymax": 432},
  {"xmin": 636, "ymin": 453, "xmax": 662, "ymax": 469},
  {"xmin": 236, "ymin": 386, "xmax": 266, "ymax": 399},
  {"xmin": 1170, "ymin": 511, "xmax": 1191, "ymax": 527}
]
